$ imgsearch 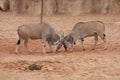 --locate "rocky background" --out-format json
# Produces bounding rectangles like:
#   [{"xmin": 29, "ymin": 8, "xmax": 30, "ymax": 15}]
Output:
[{"xmin": 0, "ymin": 0, "xmax": 120, "ymax": 15}]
